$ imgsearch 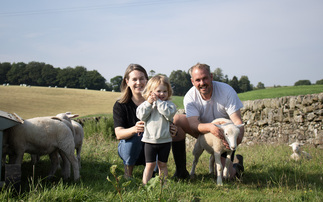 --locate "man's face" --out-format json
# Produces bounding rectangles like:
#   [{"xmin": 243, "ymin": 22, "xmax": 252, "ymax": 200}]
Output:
[{"xmin": 191, "ymin": 68, "xmax": 213, "ymax": 99}]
